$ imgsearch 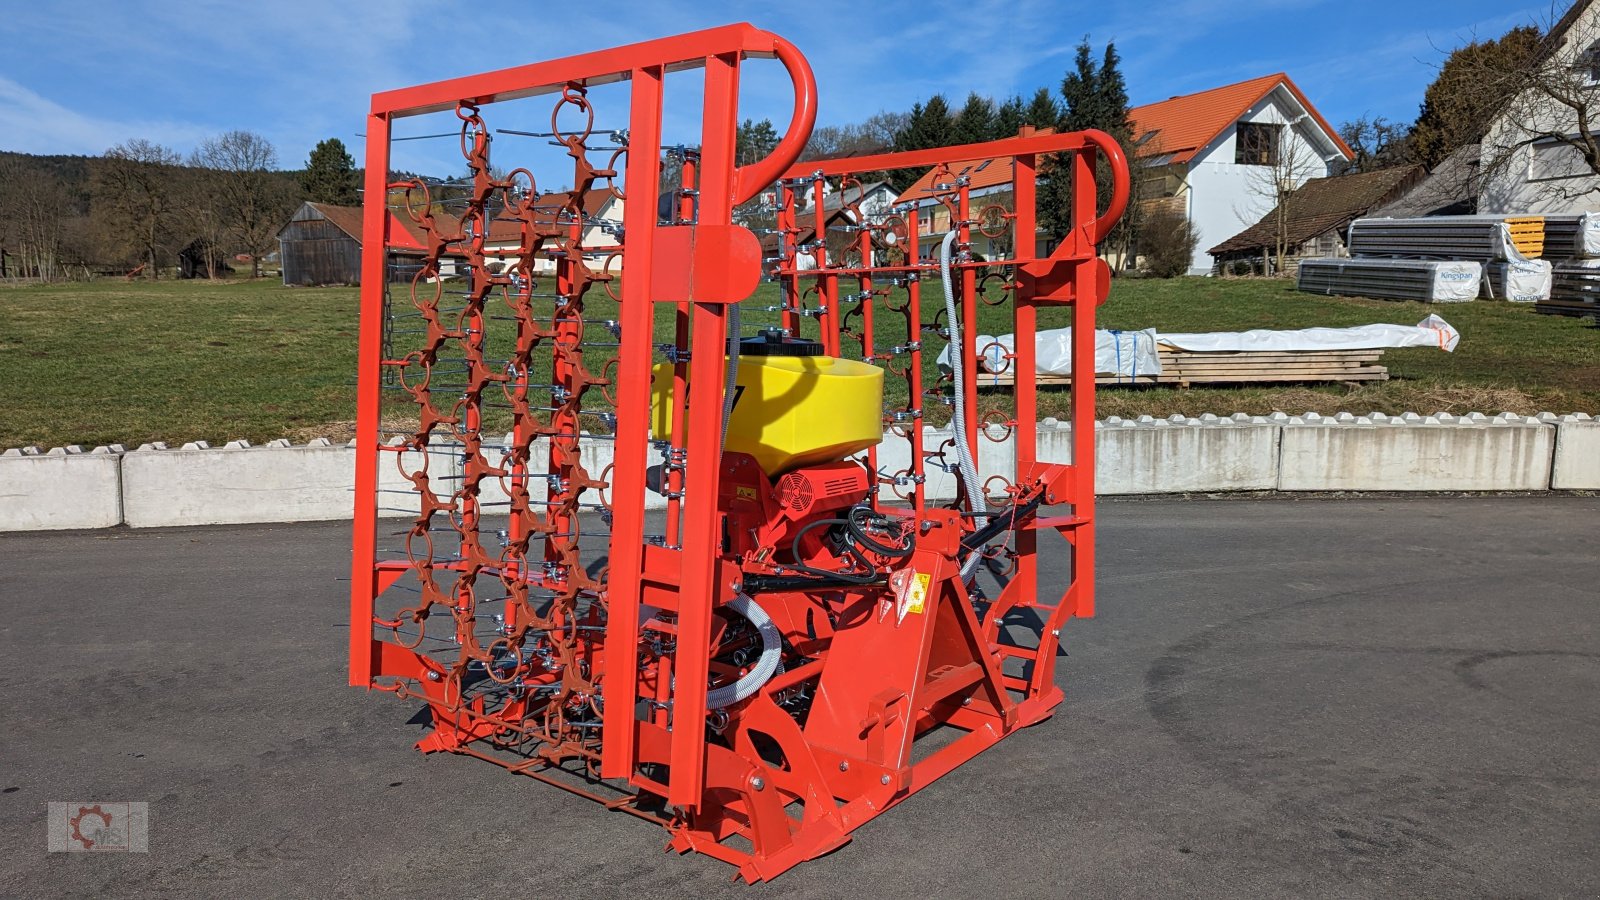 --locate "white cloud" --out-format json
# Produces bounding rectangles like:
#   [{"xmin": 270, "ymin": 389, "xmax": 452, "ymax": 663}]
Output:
[{"xmin": 0, "ymin": 76, "xmax": 211, "ymax": 155}]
